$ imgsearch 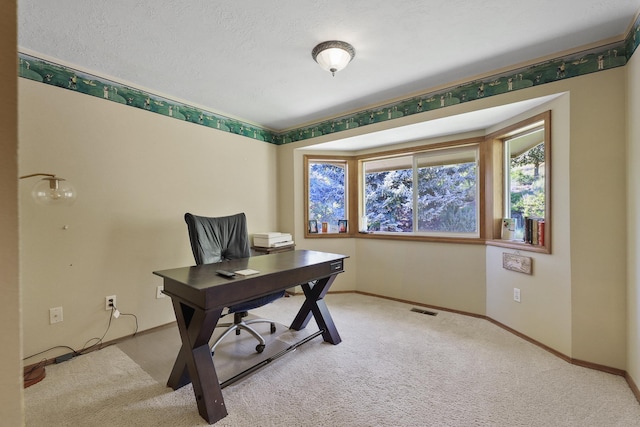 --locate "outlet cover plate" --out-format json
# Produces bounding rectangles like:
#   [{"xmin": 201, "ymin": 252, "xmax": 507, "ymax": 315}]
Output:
[
  {"xmin": 49, "ymin": 306, "xmax": 63, "ymax": 324},
  {"xmin": 105, "ymin": 295, "xmax": 116, "ymax": 310}
]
